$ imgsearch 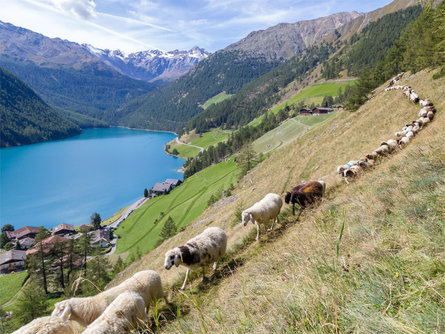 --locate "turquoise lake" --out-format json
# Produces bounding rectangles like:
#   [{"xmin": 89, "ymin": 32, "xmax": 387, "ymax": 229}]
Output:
[{"xmin": 0, "ymin": 127, "xmax": 184, "ymax": 229}]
